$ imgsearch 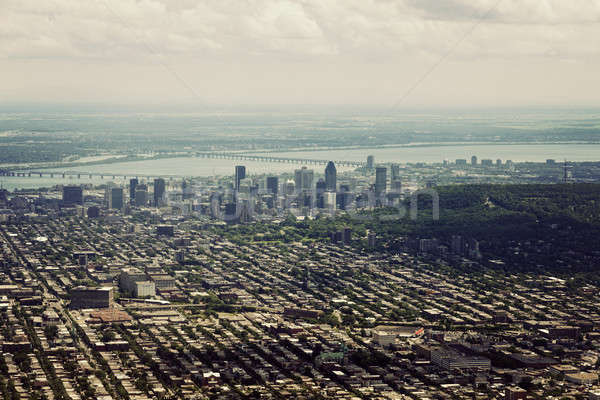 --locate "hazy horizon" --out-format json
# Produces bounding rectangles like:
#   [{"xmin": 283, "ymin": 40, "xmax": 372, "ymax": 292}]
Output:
[{"xmin": 2, "ymin": 0, "xmax": 600, "ymax": 108}]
